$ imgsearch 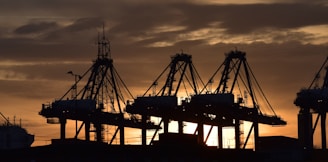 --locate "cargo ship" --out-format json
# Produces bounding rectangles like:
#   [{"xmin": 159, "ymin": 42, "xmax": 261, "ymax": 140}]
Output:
[{"xmin": 0, "ymin": 112, "xmax": 34, "ymax": 150}]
